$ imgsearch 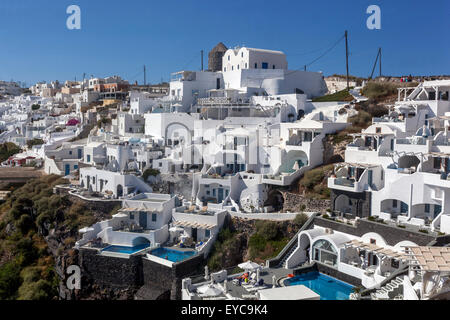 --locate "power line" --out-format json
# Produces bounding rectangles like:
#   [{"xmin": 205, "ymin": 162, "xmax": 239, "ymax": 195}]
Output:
[
  {"xmin": 304, "ymin": 35, "xmax": 345, "ymax": 68},
  {"xmin": 286, "ymin": 33, "xmax": 346, "ymax": 75}
]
